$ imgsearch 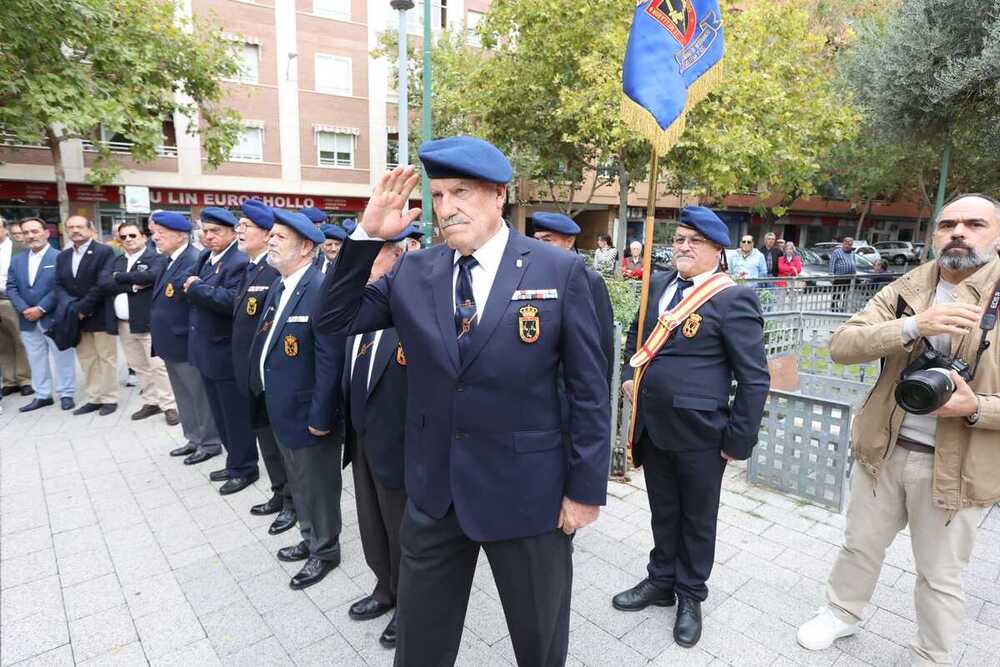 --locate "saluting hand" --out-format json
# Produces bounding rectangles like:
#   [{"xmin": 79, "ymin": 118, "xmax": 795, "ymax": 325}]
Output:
[
  {"xmin": 361, "ymin": 165, "xmax": 422, "ymax": 240},
  {"xmin": 558, "ymin": 497, "xmax": 600, "ymax": 535}
]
